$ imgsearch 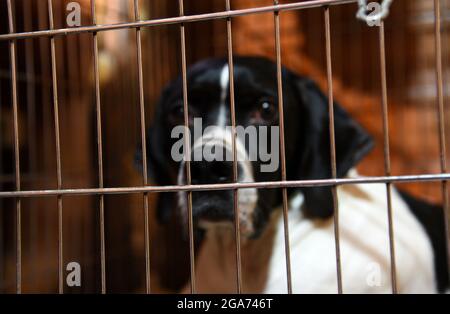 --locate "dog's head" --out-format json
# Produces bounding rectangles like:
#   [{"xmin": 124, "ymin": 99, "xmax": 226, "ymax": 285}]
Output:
[{"xmin": 139, "ymin": 56, "xmax": 373, "ymax": 238}]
